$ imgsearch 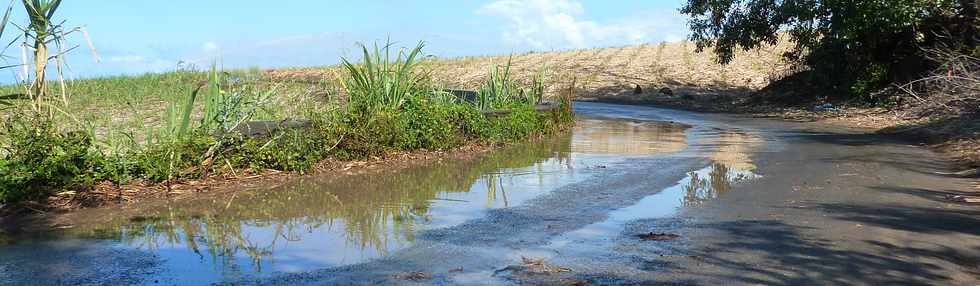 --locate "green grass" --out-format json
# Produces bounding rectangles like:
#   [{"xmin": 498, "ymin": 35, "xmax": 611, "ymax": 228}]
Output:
[
  {"xmin": 476, "ymin": 58, "xmax": 544, "ymax": 111},
  {"xmin": 0, "ymin": 69, "xmax": 333, "ymax": 150},
  {"xmin": 342, "ymin": 41, "xmax": 427, "ymax": 113}
]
